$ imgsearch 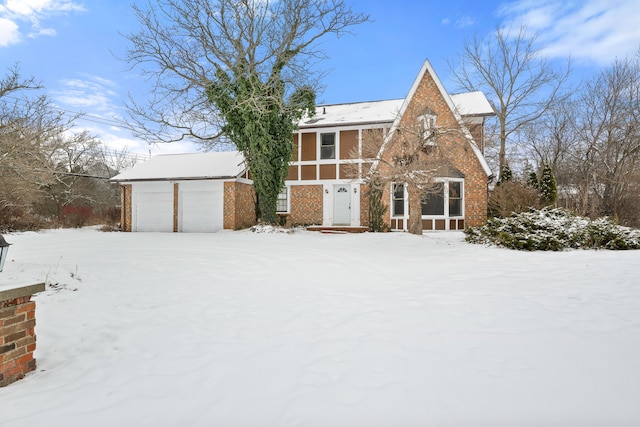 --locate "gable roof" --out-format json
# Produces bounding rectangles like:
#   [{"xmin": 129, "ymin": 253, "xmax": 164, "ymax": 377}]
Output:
[
  {"xmin": 110, "ymin": 151, "xmax": 246, "ymax": 182},
  {"xmin": 377, "ymin": 59, "xmax": 493, "ymax": 177}
]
